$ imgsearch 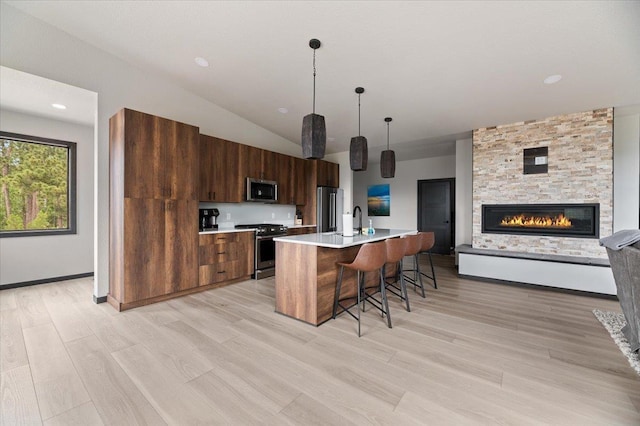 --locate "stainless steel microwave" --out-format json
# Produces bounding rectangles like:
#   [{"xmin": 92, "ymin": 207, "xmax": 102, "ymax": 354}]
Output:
[{"xmin": 246, "ymin": 178, "xmax": 278, "ymax": 203}]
